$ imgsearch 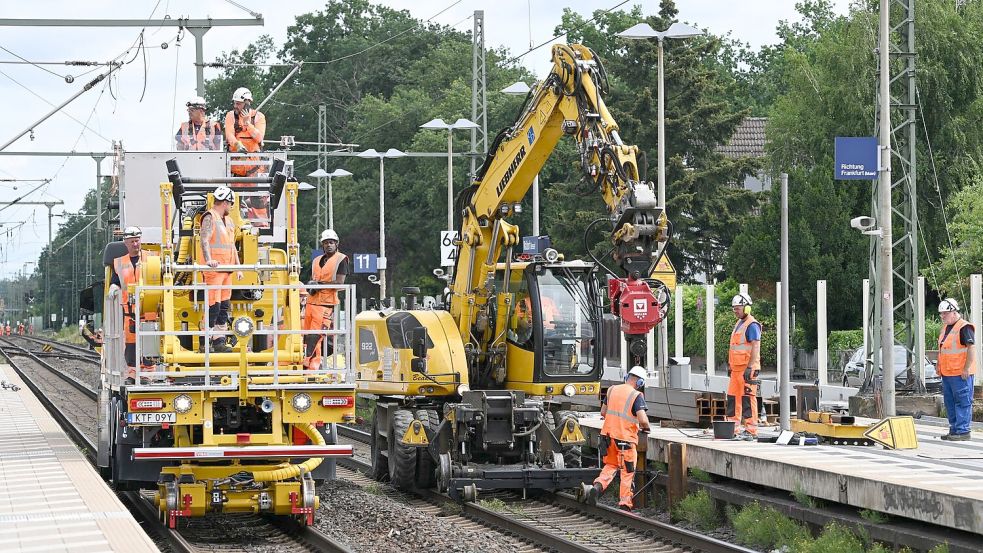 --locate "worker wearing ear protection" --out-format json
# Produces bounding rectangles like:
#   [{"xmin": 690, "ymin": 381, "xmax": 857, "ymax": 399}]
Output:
[
  {"xmin": 585, "ymin": 365, "xmax": 651, "ymax": 511},
  {"xmin": 727, "ymin": 292, "xmax": 761, "ymax": 439}
]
